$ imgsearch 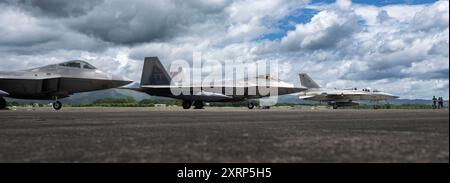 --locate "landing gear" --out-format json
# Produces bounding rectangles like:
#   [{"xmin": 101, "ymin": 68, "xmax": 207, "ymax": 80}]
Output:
[
  {"xmin": 332, "ymin": 104, "xmax": 338, "ymax": 109},
  {"xmin": 51, "ymin": 96, "xmax": 62, "ymax": 110},
  {"xmin": 247, "ymin": 103, "xmax": 255, "ymax": 109},
  {"xmin": 52, "ymin": 101, "xmax": 62, "ymax": 110},
  {"xmin": 261, "ymin": 106, "xmax": 271, "ymax": 109},
  {"xmin": 373, "ymin": 100, "xmax": 381, "ymax": 109},
  {"xmin": 182, "ymin": 100, "xmax": 192, "ymax": 109},
  {"xmin": 182, "ymin": 100, "xmax": 204, "ymax": 109},
  {"xmin": 193, "ymin": 101, "xmax": 204, "ymax": 109},
  {"xmin": 0, "ymin": 97, "xmax": 6, "ymax": 110}
]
